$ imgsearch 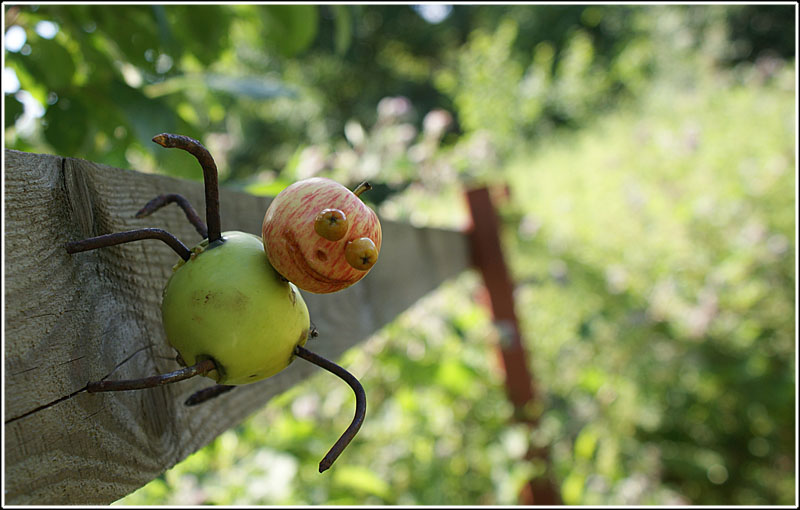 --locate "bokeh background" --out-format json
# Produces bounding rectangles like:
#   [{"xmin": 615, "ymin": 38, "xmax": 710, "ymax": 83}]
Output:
[{"xmin": 4, "ymin": 4, "xmax": 796, "ymax": 505}]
